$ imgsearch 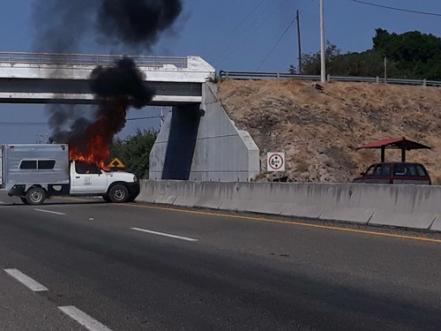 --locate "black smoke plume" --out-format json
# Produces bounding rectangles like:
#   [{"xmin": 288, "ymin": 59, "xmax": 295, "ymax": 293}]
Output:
[
  {"xmin": 32, "ymin": 0, "xmax": 183, "ymax": 164},
  {"xmin": 54, "ymin": 58, "xmax": 154, "ymax": 164},
  {"xmin": 90, "ymin": 57, "xmax": 154, "ymax": 109},
  {"xmin": 32, "ymin": 0, "xmax": 93, "ymax": 53},
  {"xmin": 33, "ymin": 0, "xmax": 183, "ymax": 52},
  {"xmin": 97, "ymin": 0, "xmax": 183, "ymax": 49}
]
